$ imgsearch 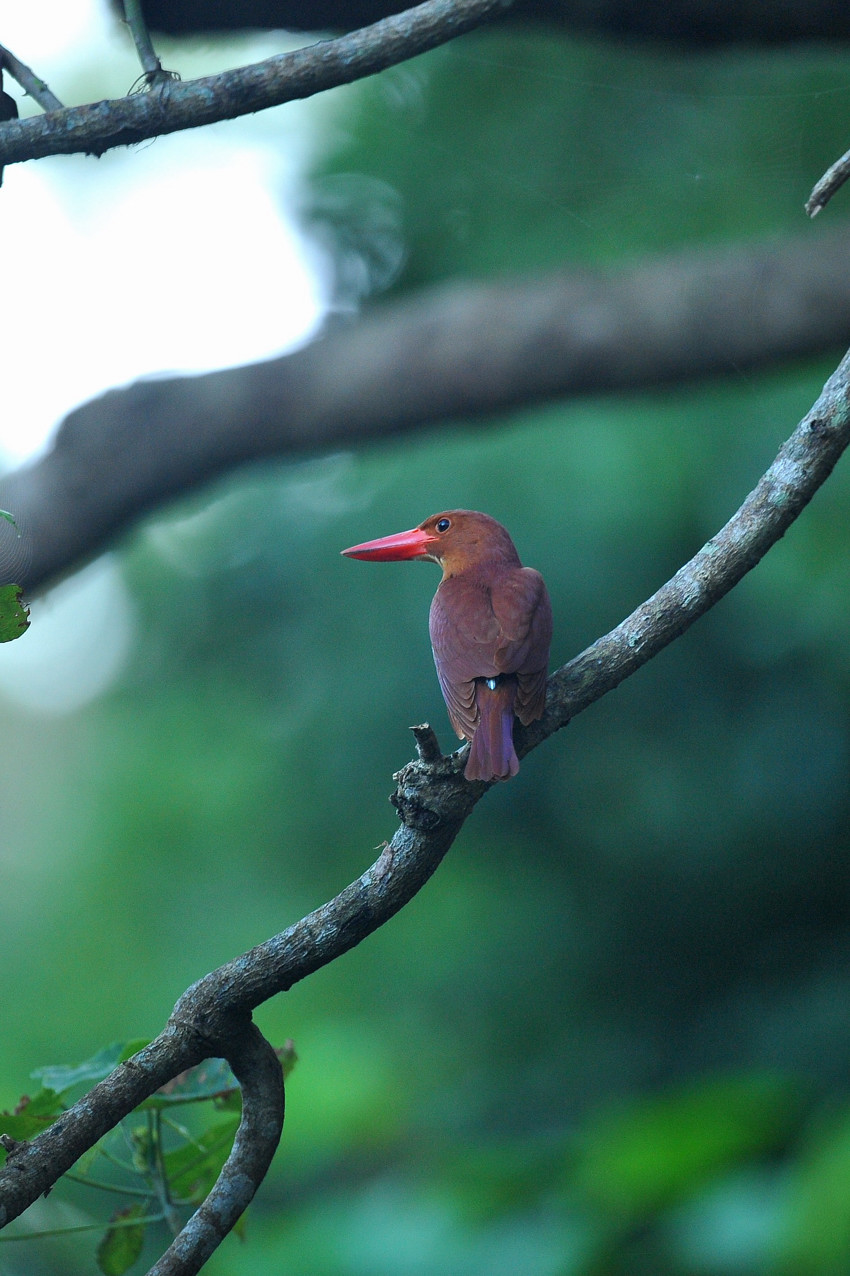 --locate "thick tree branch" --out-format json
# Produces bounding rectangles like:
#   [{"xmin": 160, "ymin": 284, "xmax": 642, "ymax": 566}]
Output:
[
  {"xmin": 147, "ymin": 1023, "xmax": 284, "ymax": 1276},
  {"xmin": 0, "ymin": 0, "xmax": 511, "ymax": 171},
  {"xmin": 128, "ymin": 0, "xmax": 850, "ymax": 47},
  {"xmin": 1, "ymin": 226, "xmax": 849, "ymax": 595},
  {"xmin": 0, "ymin": 1030, "xmax": 205, "ymax": 1226},
  {"xmin": 0, "ymin": 1010, "xmax": 285, "ymax": 1273},
  {"xmin": 2, "ymin": 347, "xmax": 850, "ymax": 1271}
]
